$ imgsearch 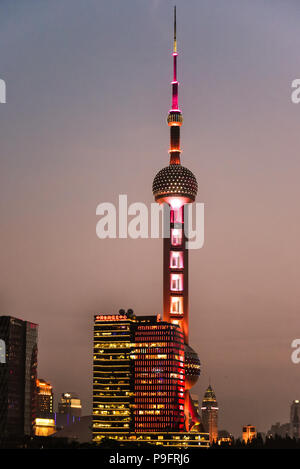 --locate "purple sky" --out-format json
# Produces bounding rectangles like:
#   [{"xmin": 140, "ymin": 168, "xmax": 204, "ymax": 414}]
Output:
[{"xmin": 1, "ymin": 0, "xmax": 300, "ymax": 436}]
